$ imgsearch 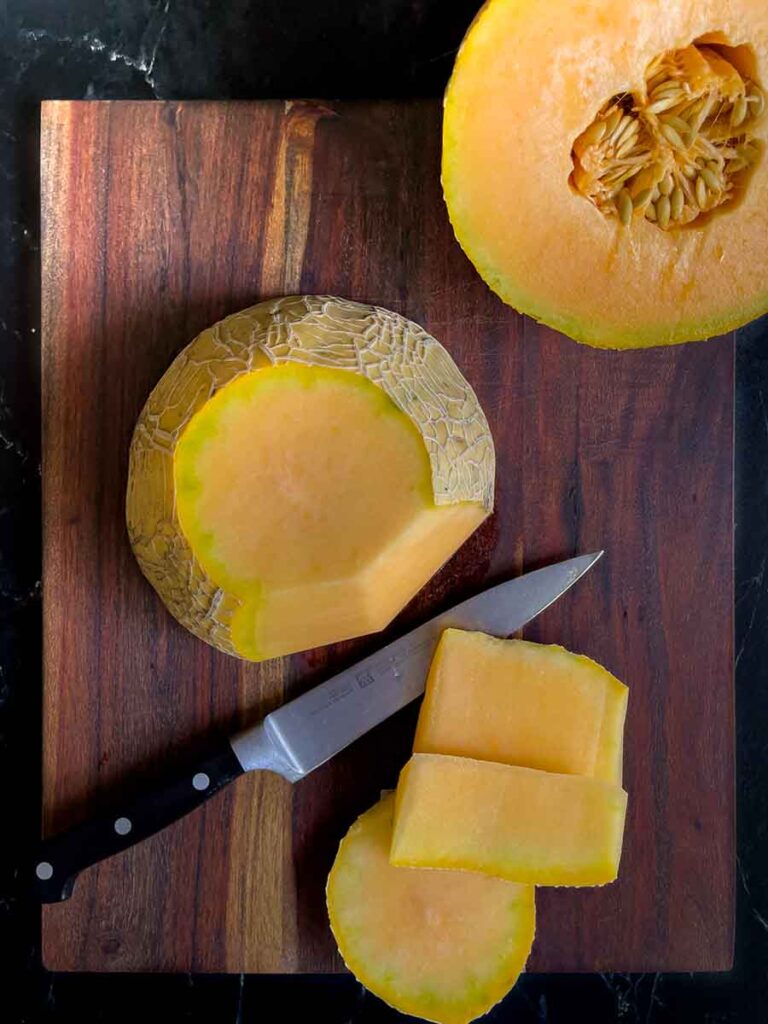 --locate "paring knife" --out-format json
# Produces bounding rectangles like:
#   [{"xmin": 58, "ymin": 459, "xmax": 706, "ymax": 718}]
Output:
[{"xmin": 33, "ymin": 551, "xmax": 603, "ymax": 902}]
